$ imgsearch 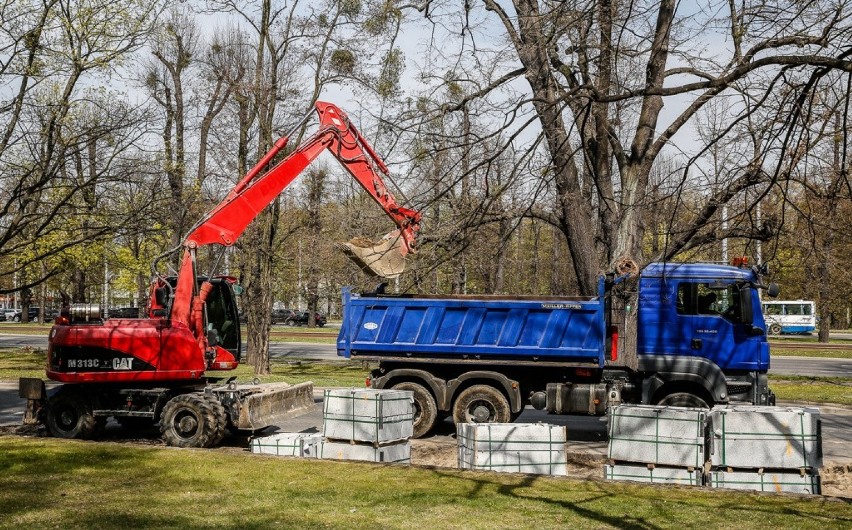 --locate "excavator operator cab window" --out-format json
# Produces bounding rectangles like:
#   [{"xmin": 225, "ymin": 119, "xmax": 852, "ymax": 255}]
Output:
[{"xmin": 204, "ymin": 279, "xmax": 241, "ymax": 360}]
